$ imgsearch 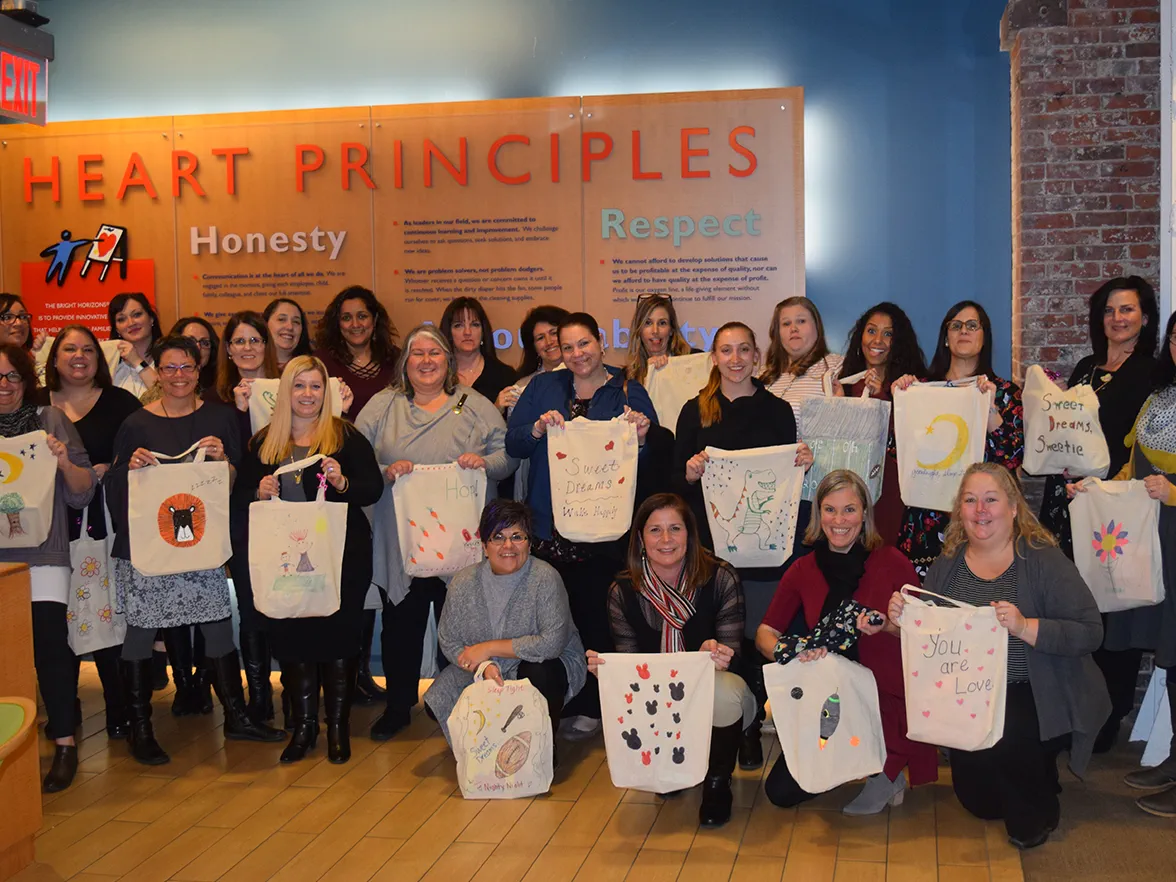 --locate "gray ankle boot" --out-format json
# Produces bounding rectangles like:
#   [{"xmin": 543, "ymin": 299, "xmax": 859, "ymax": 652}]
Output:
[{"xmin": 842, "ymin": 771, "xmax": 906, "ymax": 815}]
